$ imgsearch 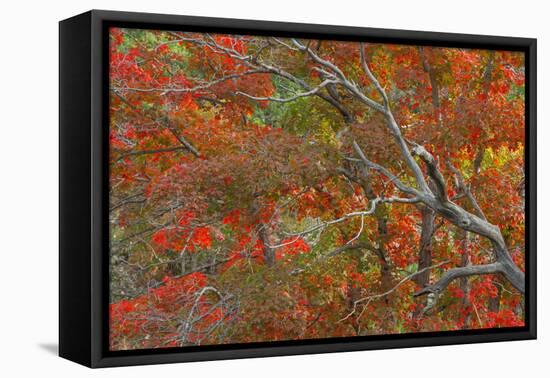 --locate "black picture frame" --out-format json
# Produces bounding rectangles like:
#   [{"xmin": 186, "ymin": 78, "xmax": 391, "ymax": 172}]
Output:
[{"xmin": 59, "ymin": 9, "xmax": 537, "ymax": 368}]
